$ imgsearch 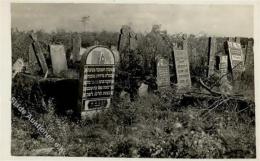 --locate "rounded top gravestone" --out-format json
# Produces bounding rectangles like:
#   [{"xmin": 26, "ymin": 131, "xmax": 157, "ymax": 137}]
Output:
[{"xmin": 78, "ymin": 45, "xmax": 115, "ymax": 117}]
